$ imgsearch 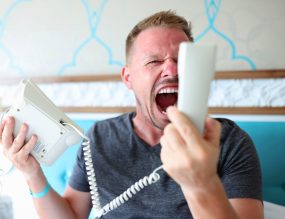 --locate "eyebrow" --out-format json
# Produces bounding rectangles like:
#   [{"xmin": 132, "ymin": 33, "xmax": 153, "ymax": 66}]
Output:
[{"xmin": 142, "ymin": 54, "xmax": 161, "ymax": 62}]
